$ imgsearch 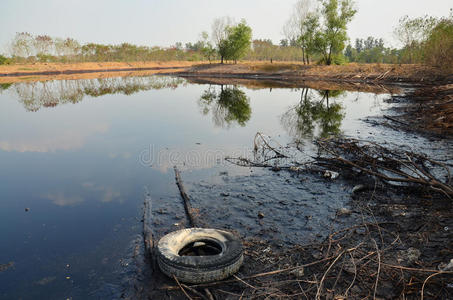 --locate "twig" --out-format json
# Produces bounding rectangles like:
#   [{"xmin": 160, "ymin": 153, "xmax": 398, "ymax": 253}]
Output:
[
  {"xmin": 381, "ymin": 264, "xmax": 453, "ymax": 274},
  {"xmin": 233, "ymin": 274, "xmax": 257, "ymax": 291},
  {"xmin": 372, "ymin": 239, "xmax": 381, "ymax": 300},
  {"xmin": 163, "ymin": 256, "xmax": 335, "ymax": 291},
  {"xmin": 316, "ymin": 251, "xmax": 345, "ymax": 300},
  {"xmin": 204, "ymin": 288, "xmax": 215, "ymax": 300},
  {"xmin": 173, "ymin": 275, "xmax": 193, "ymax": 300},
  {"xmin": 182, "ymin": 284, "xmax": 210, "ymax": 300},
  {"xmin": 421, "ymin": 272, "xmax": 446, "ymax": 300},
  {"xmin": 344, "ymin": 252, "xmax": 357, "ymax": 297}
]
